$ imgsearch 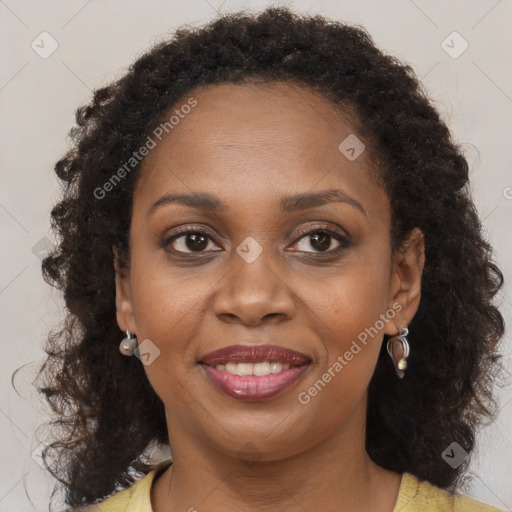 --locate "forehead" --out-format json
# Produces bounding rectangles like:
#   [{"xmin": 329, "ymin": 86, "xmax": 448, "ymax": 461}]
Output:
[
  {"xmin": 145, "ymin": 81, "xmax": 360, "ymax": 169},
  {"xmin": 134, "ymin": 81, "xmax": 387, "ymax": 222}
]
